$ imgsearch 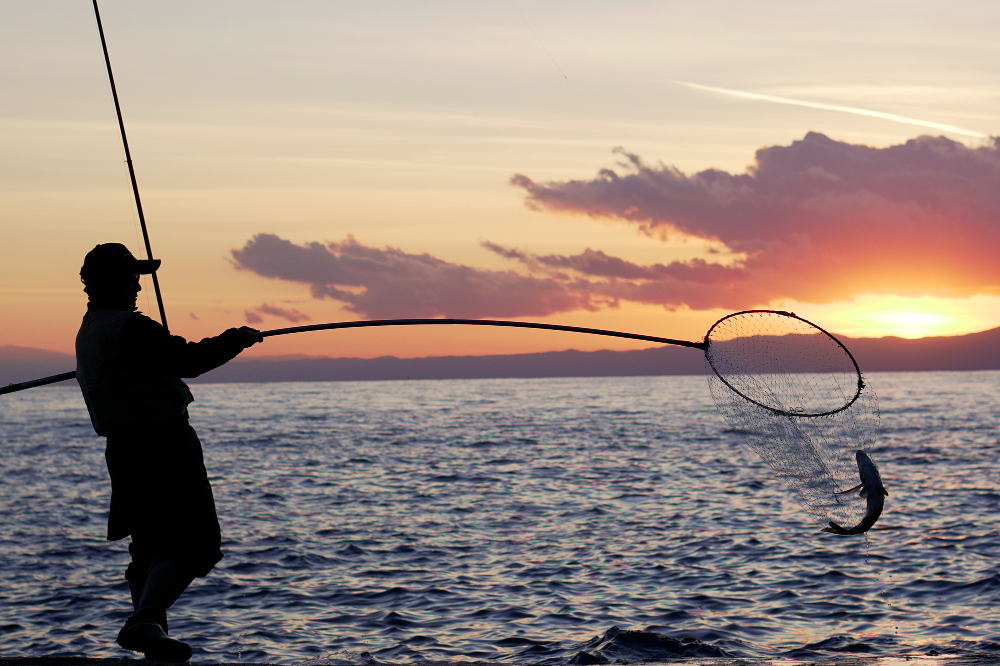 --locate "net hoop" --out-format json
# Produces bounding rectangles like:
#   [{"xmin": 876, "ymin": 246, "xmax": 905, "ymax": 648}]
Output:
[{"xmin": 703, "ymin": 310, "xmax": 864, "ymax": 418}]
